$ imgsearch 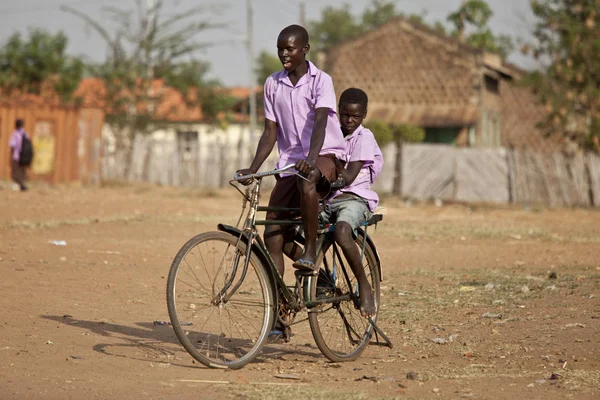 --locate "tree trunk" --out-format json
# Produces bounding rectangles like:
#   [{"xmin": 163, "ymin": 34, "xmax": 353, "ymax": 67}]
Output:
[
  {"xmin": 121, "ymin": 133, "xmax": 135, "ymax": 180},
  {"xmin": 393, "ymin": 139, "xmax": 403, "ymax": 196}
]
